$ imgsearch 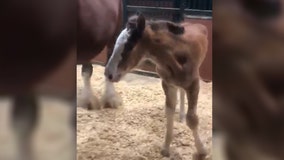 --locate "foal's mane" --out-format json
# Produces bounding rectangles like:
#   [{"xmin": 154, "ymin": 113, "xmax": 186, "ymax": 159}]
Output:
[{"xmin": 126, "ymin": 15, "xmax": 185, "ymax": 35}]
